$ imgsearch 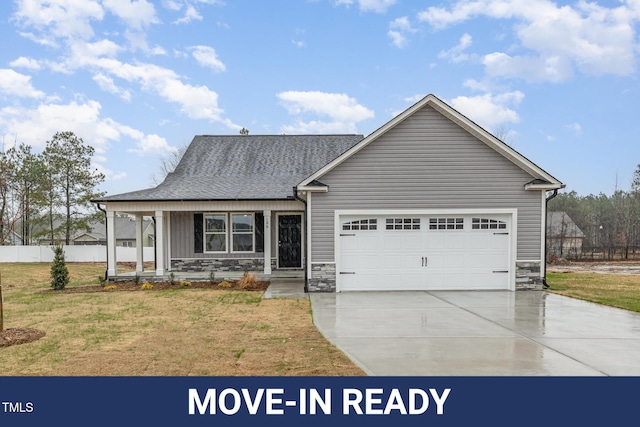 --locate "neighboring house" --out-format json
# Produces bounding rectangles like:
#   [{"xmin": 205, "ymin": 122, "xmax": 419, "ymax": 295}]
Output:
[
  {"xmin": 93, "ymin": 94, "xmax": 563, "ymax": 291},
  {"xmin": 14, "ymin": 217, "xmax": 154, "ymax": 247},
  {"xmin": 69, "ymin": 216, "xmax": 155, "ymax": 248},
  {"xmin": 547, "ymin": 211, "xmax": 585, "ymax": 258}
]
